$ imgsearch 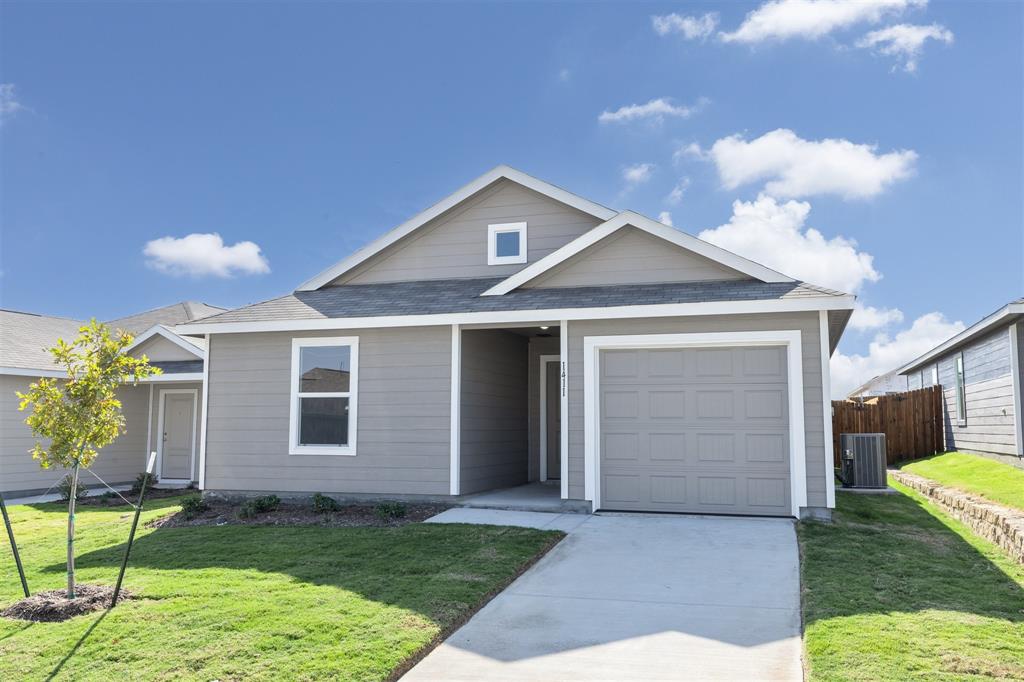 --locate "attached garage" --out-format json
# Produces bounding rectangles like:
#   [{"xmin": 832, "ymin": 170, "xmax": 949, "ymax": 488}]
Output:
[{"xmin": 584, "ymin": 331, "xmax": 808, "ymax": 517}]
